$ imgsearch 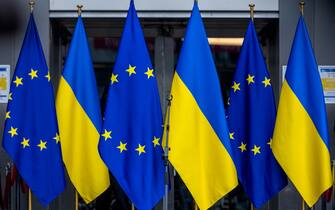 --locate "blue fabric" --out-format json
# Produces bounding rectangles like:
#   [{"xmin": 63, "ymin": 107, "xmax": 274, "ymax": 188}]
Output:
[
  {"xmin": 62, "ymin": 16, "xmax": 102, "ymax": 130},
  {"xmin": 98, "ymin": 1, "xmax": 165, "ymax": 210},
  {"xmin": 176, "ymin": 2, "xmax": 233, "ymax": 156},
  {"xmin": 2, "ymin": 14, "xmax": 65, "ymax": 206},
  {"xmin": 227, "ymin": 20, "xmax": 287, "ymax": 208},
  {"xmin": 285, "ymin": 16, "xmax": 329, "ymax": 148}
]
